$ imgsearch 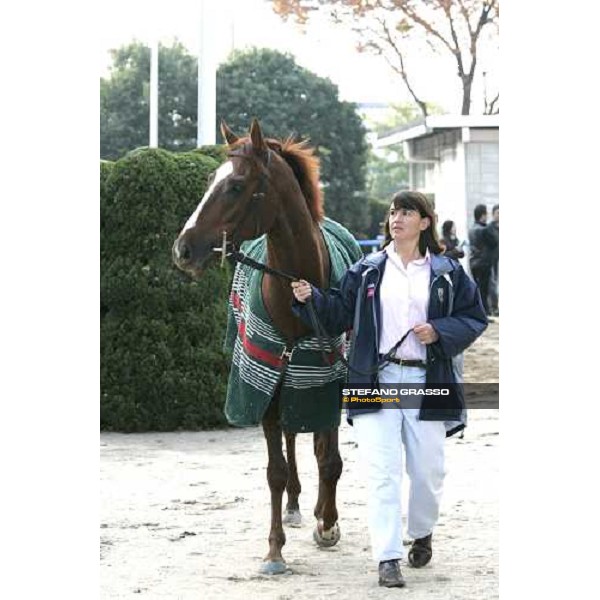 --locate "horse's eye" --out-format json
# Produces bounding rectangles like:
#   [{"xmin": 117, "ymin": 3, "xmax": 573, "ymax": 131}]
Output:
[{"xmin": 230, "ymin": 182, "xmax": 244, "ymax": 194}]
